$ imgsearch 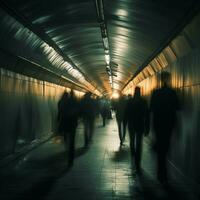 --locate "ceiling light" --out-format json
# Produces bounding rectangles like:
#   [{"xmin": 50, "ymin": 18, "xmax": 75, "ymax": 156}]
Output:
[
  {"xmin": 105, "ymin": 49, "xmax": 109, "ymax": 54},
  {"xmin": 102, "ymin": 37, "xmax": 109, "ymax": 49},
  {"xmin": 112, "ymin": 92, "xmax": 119, "ymax": 99},
  {"xmin": 105, "ymin": 54, "xmax": 110, "ymax": 65}
]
